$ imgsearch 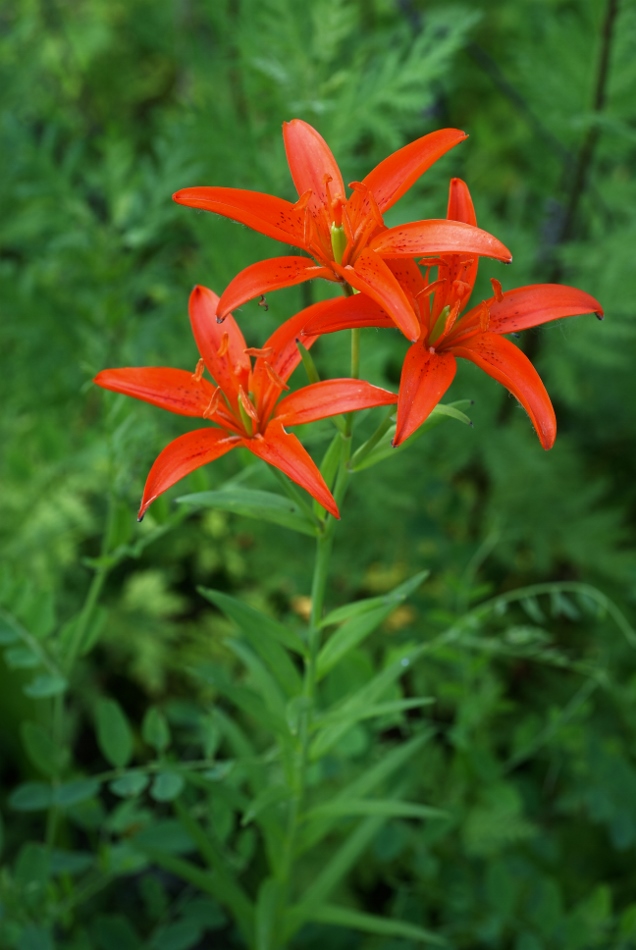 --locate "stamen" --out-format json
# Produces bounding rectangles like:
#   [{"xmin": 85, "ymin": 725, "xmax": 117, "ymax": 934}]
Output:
[
  {"xmin": 416, "ymin": 277, "xmax": 446, "ymax": 299},
  {"xmin": 192, "ymin": 358, "xmax": 205, "ymax": 382},
  {"xmin": 443, "ymin": 300, "xmax": 461, "ymax": 337},
  {"xmin": 238, "ymin": 387, "xmax": 259, "ymax": 423},
  {"xmin": 264, "ymin": 361, "xmax": 290, "ymax": 392},
  {"xmin": 490, "ymin": 278, "xmax": 504, "ymax": 302},
  {"xmin": 453, "ymin": 280, "xmax": 471, "ymax": 299},
  {"xmin": 217, "ymin": 333, "xmax": 230, "ymax": 358},
  {"xmin": 244, "ymin": 346, "xmax": 274, "ymax": 358},
  {"xmin": 203, "ymin": 387, "xmax": 221, "ymax": 419},
  {"xmin": 258, "ymin": 295, "xmax": 268, "ymax": 310},
  {"xmin": 479, "ymin": 301, "xmax": 491, "ymax": 332}
]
